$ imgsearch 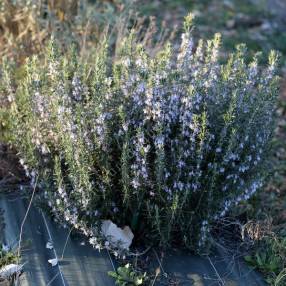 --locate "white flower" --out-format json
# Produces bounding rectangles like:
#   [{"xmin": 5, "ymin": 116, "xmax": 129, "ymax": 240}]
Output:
[{"xmin": 89, "ymin": 237, "xmax": 97, "ymax": 245}]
